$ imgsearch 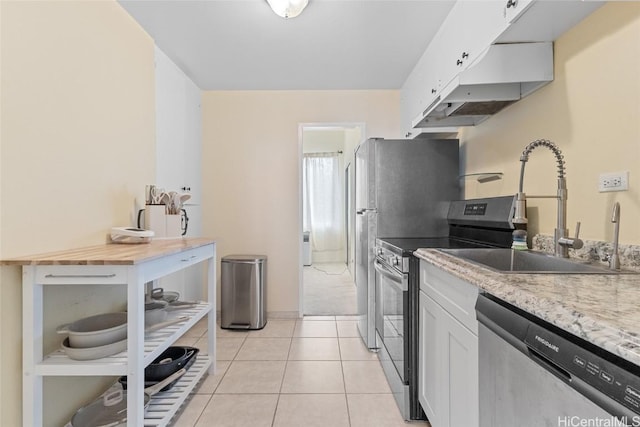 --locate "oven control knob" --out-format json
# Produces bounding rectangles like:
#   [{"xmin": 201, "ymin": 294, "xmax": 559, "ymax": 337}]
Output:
[
  {"xmin": 393, "ymin": 257, "xmax": 400, "ymax": 266},
  {"xmin": 377, "ymin": 248, "xmax": 384, "ymax": 256}
]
